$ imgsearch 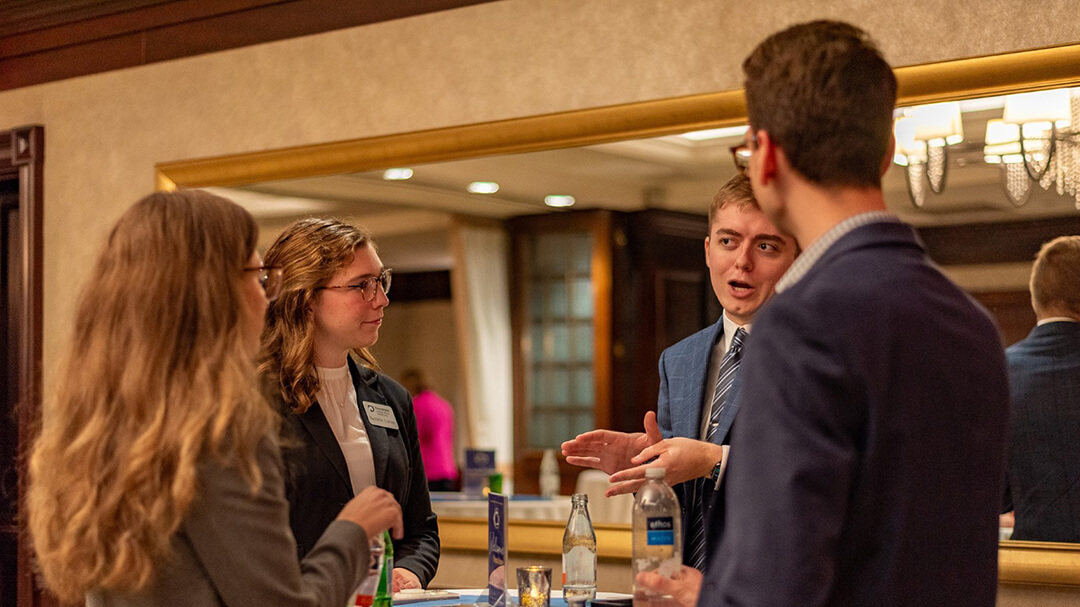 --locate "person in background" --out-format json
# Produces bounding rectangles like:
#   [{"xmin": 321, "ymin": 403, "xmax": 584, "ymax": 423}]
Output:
[
  {"xmin": 399, "ymin": 368, "xmax": 460, "ymax": 492},
  {"xmin": 670, "ymin": 20, "xmax": 1008, "ymax": 607},
  {"xmin": 560, "ymin": 173, "xmax": 796, "ymax": 571},
  {"xmin": 1003, "ymin": 235, "xmax": 1080, "ymax": 542},
  {"xmin": 28, "ymin": 190, "xmax": 402, "ymax": 607},
  {"xmin": 260, "ymin": 218, "xmax": 439, "ymax": 593}
]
